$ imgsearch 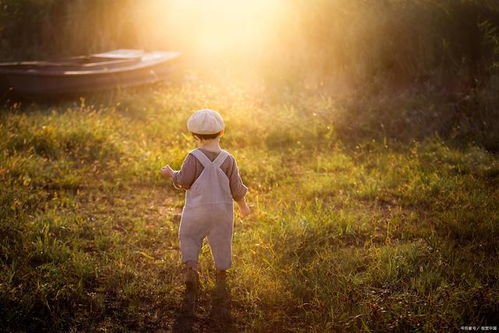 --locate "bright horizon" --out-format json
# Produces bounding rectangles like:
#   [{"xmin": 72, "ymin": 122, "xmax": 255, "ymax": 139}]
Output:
[{"xmin": 138, "ymin": 0, "xmax": 286, "ymax": 54}]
